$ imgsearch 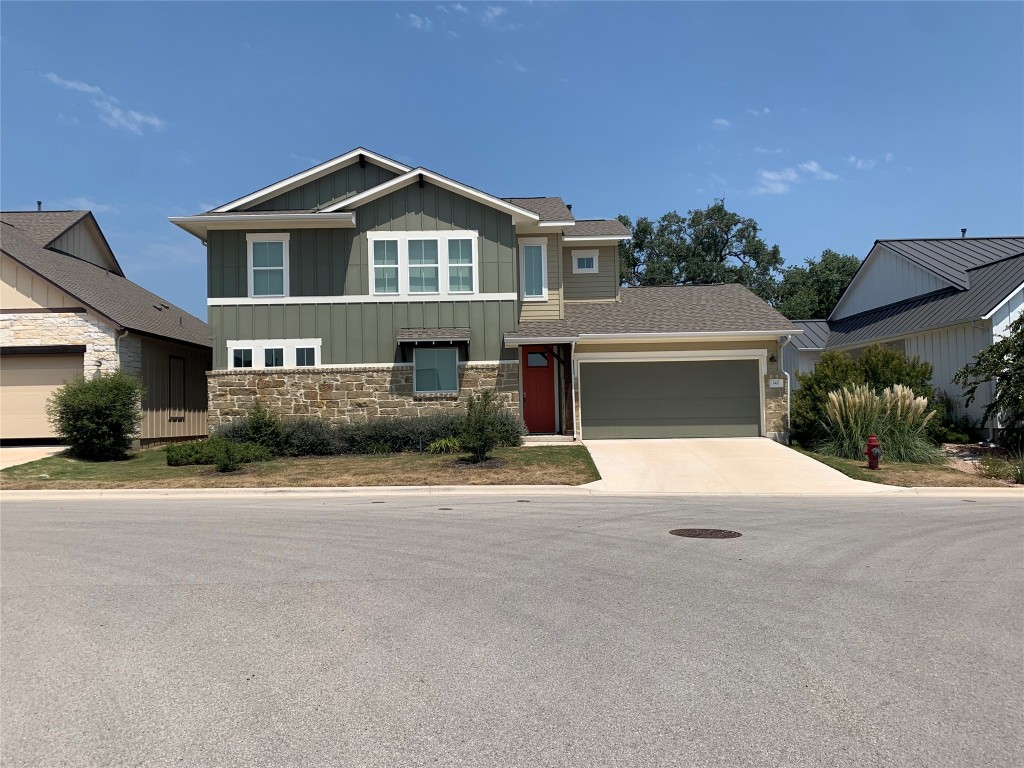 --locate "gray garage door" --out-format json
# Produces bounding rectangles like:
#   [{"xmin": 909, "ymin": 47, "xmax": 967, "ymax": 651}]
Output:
[{"xmin": 580, "ymin": 360, "xmax": 761, "ymax": 439}]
